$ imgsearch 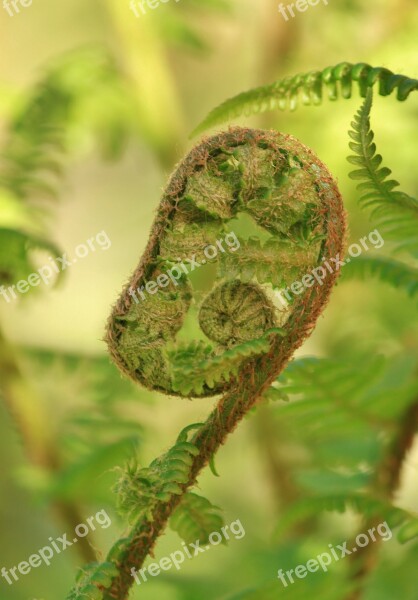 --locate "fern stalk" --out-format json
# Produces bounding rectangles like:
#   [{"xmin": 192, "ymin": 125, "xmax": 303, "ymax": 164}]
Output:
[
  {"xmin": 346, "ymin": 401, "xmax": 418, "ymax": 600},
  {"xmin": 103, "ymin": 331, "xmax": 330, "ymax": 599}
]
